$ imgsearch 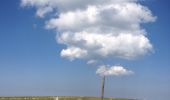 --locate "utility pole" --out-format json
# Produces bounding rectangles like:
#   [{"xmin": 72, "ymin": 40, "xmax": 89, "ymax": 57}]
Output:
[{"xmin": 101, "ymin": 75, "xmax": 105, "ymax": 100}]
